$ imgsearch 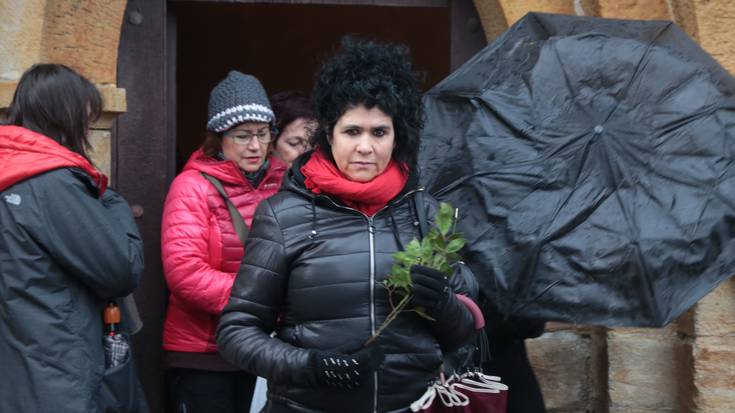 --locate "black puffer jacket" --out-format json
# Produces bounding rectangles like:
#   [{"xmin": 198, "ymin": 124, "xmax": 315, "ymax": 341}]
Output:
[{"xmin": 217, "ymin": 154, "xmax": 477, "ymax": 413}]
